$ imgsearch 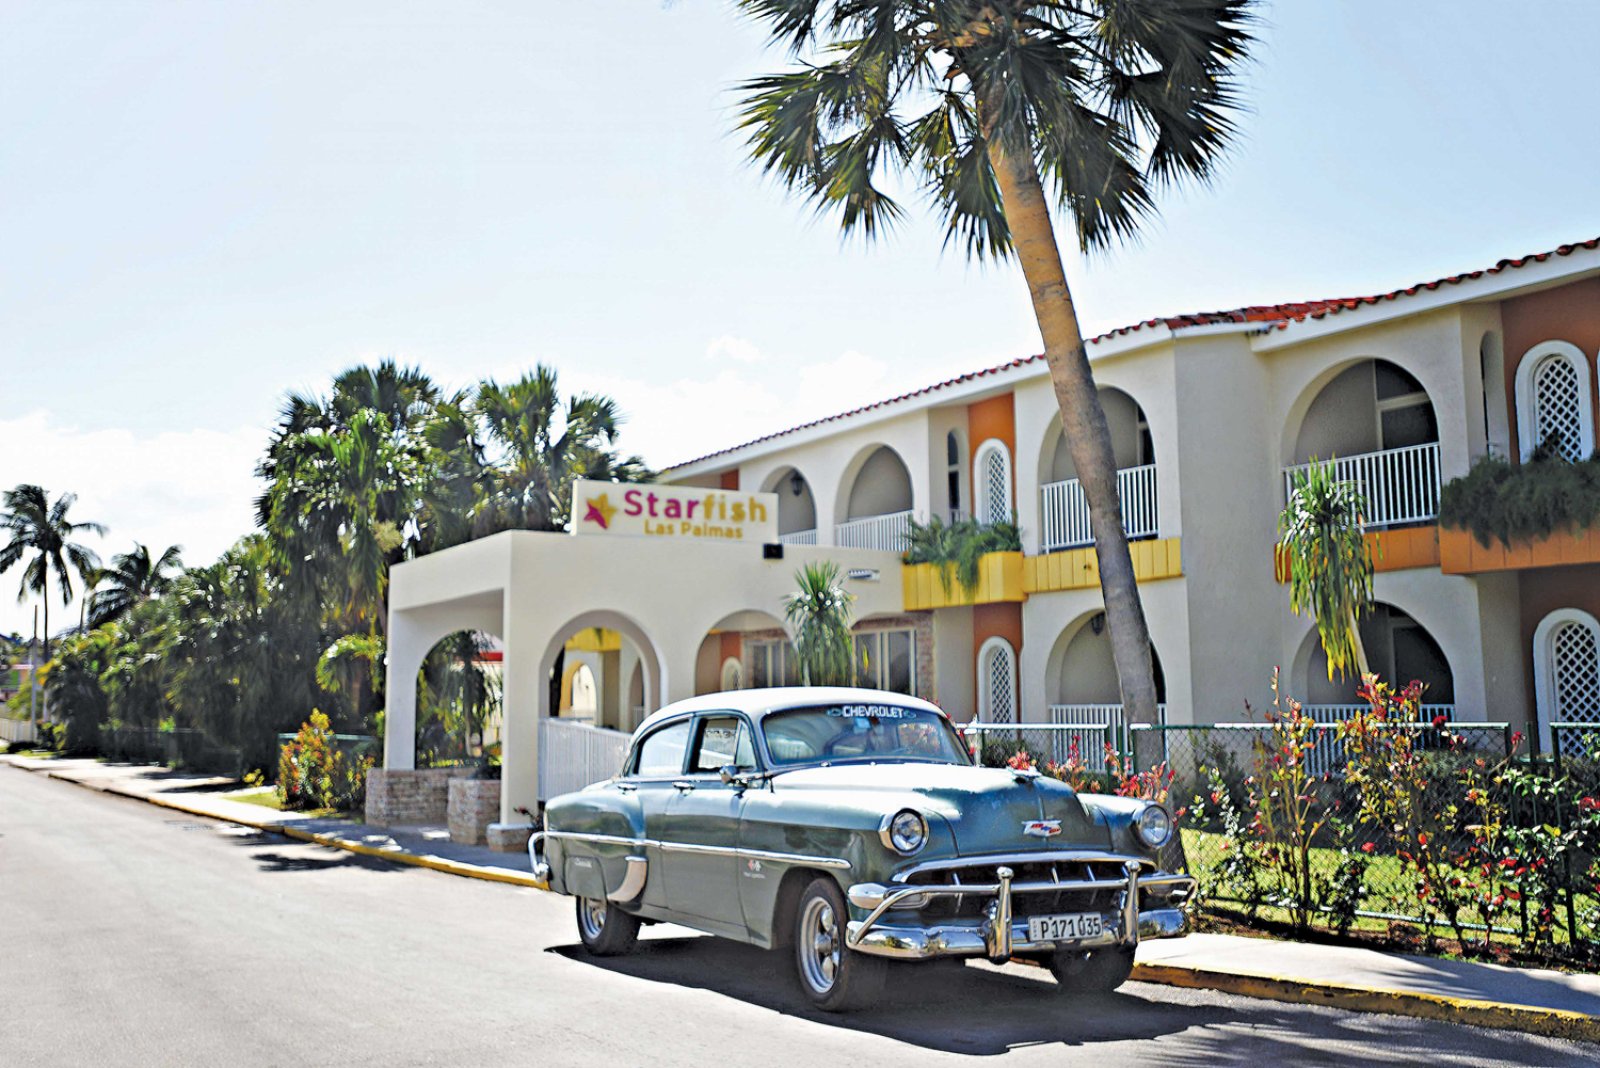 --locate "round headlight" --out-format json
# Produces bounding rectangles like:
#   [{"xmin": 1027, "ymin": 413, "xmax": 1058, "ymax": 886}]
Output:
[
  {"xmin": 883, "ymin": 809, "xmax": 928, "ymax": 855},
  {"xmin": 1135, "ymin": 803, "xmax": 1173, "ymax": 849}
]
